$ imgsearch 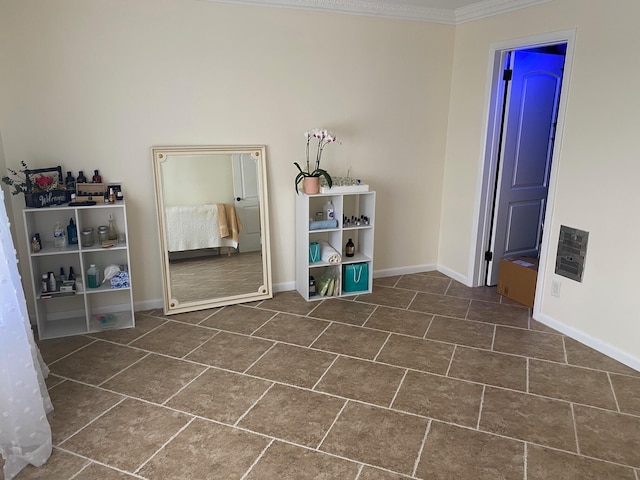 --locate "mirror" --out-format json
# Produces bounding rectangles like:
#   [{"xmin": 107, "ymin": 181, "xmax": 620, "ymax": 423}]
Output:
[{"xmin": 152, "ymin": 145, "xmax": 272, "ymax": 314}]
